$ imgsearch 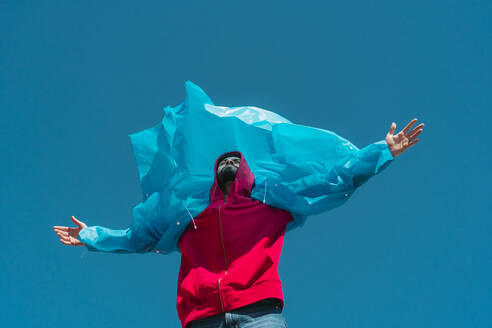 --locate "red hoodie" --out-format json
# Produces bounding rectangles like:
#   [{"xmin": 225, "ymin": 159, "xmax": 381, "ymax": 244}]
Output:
[{"xmin": 177, "ymin": 151, "xmax": 294, "ymax": 327}]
